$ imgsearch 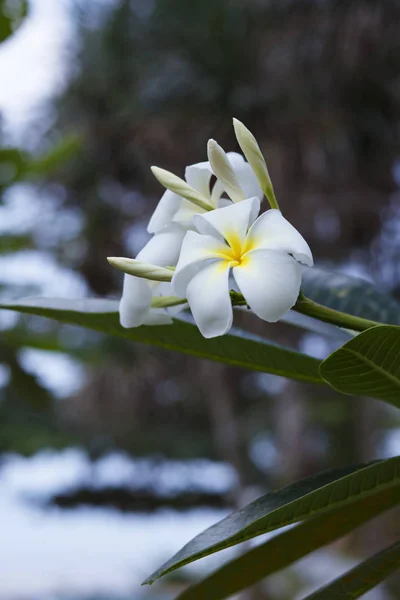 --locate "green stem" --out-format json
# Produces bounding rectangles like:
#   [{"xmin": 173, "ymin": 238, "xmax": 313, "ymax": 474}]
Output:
[
  {"xmin": 152, "ymin": 290, "xmax": 379, "ymax": 332},
  {"xmin": 151, "ymin": 296, "xmax": 186, "ymax": 309},
  {"xmin": 294, "ymin": 293, "xmax": 380, "ymax": 332},
  {"xmin": 264, "ymin": 181, "xmax": 279, "ymax": 210},
  {"xmin": 230, "ymin": 291, "xmax": 248, "ymax": 306}
]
